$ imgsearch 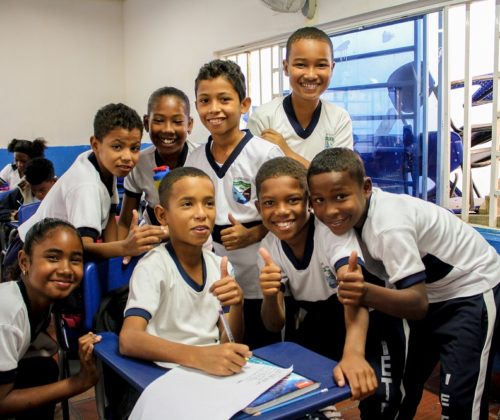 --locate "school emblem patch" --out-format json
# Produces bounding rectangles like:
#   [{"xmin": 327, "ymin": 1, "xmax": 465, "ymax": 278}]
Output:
[
  {"xmin": 232, "ymin": 178, "xmax": 252, "ymax": 204},
  {"xmin": 324, "ymin": 134, "xmax": 336, "ymax": 149},
  {"xmin": 321, "ymin": 263, "xmax": 338, "ymax": 289}
]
